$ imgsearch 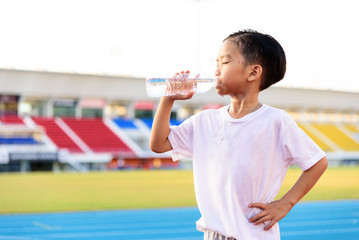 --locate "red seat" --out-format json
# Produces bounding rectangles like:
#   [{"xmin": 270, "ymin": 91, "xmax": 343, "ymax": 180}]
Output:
[
  {"xmin": 62, "ymin": 118, "xmax": 134, "ymax": 154},
  {"xmin": 32, "ymin": 117, "xmax": 83, "ymax": 153},
  {"xmin": 0, "ymin": 115, "xmax": 25, "ymax": 125}
]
